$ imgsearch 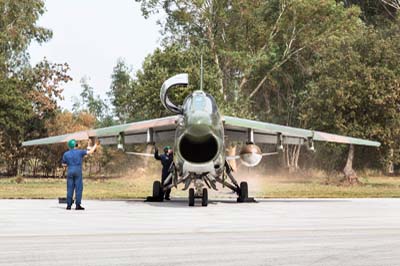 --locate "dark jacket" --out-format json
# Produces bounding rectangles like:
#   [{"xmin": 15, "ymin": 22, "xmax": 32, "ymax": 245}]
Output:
[{"xmin": 154, "ymin": 150, "xmax": 174, "ymax": 179}]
